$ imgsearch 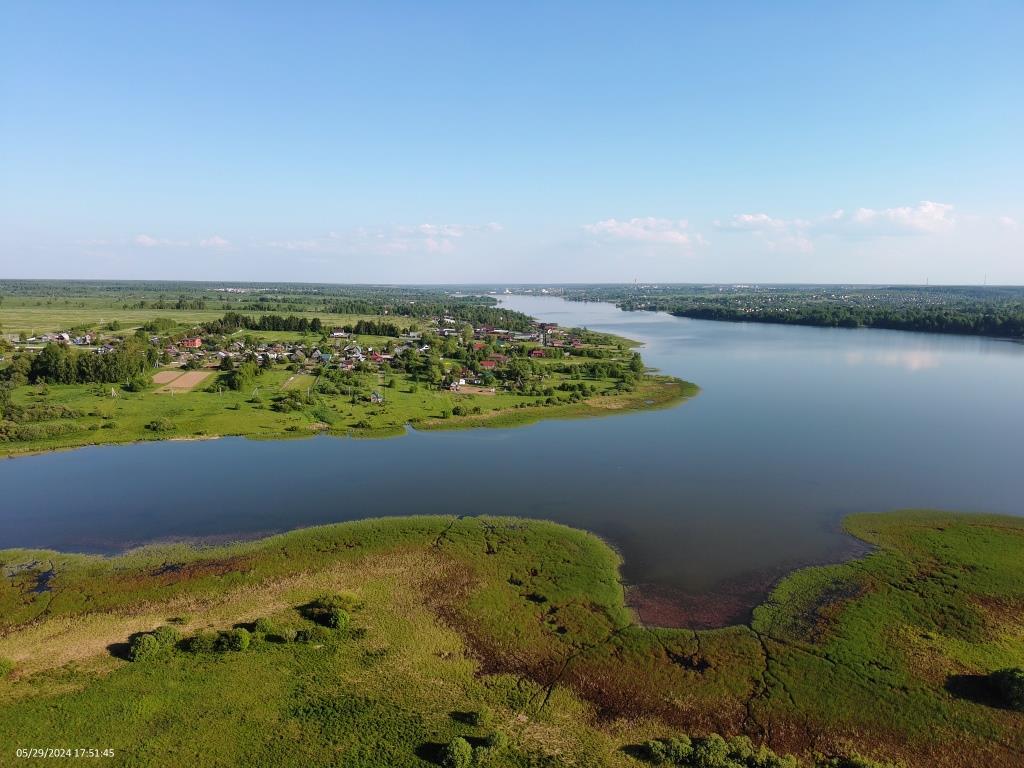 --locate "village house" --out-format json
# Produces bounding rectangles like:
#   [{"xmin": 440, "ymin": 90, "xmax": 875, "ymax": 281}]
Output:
[{"xmin": 180, "ymin": 337, "xmax": 202, "ymax": 349}]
